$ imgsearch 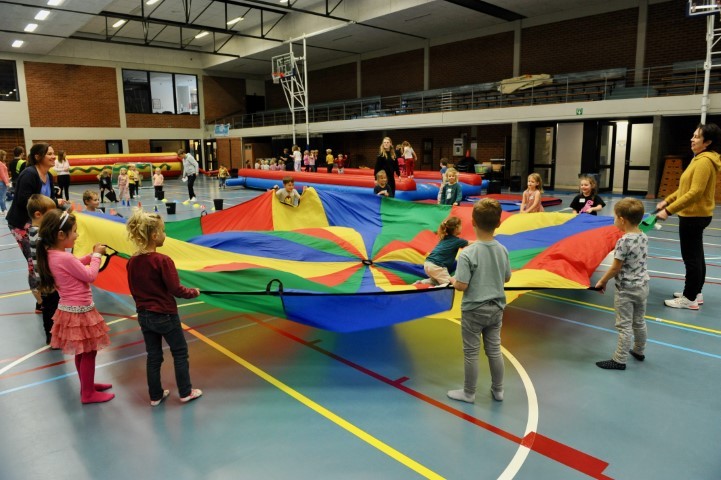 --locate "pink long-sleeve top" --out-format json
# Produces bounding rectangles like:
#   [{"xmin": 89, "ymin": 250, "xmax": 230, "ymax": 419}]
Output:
[
  {"xmin": 48, "ymin": 250, "xmax": 101, "ymax": 306},
  {"xmin": 0, "ymin": 161, "xmax": 9, "ymax": 185}
]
